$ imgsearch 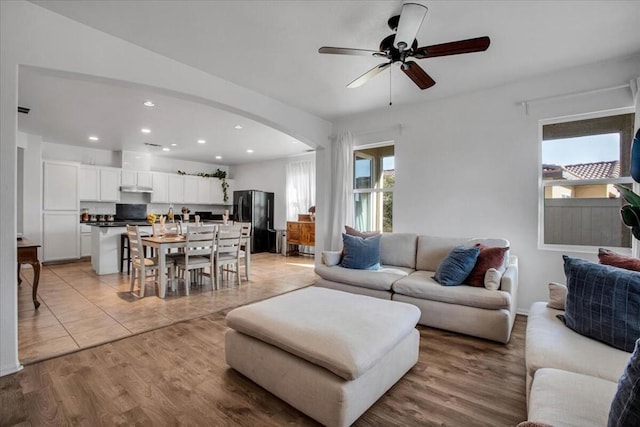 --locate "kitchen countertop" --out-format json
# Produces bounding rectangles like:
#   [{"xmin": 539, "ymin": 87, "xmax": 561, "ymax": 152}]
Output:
[{"xmin": 84, "ymin": 221, "xmax": 150, "ymax": 227}]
